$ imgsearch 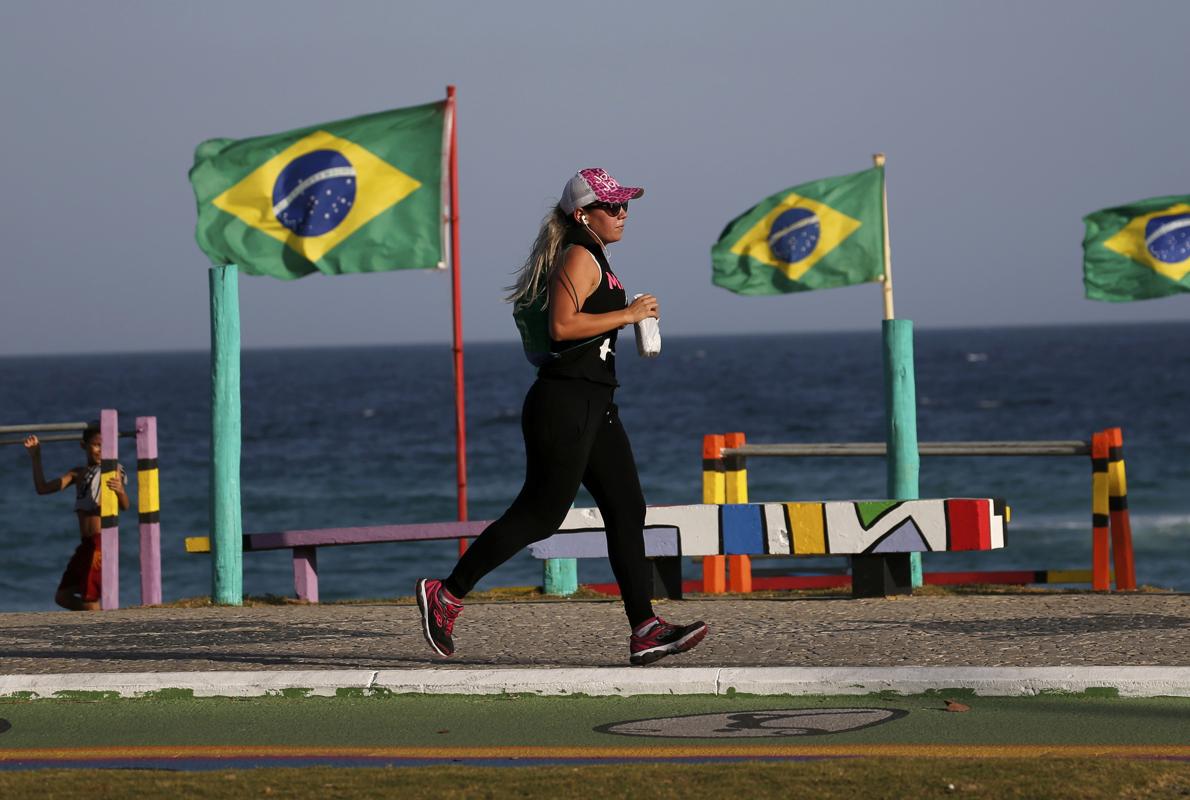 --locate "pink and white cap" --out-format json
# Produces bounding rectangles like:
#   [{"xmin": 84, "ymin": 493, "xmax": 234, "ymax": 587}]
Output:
[{"xmin": 559, "ymin": 168, "xmax": 645, "ymax": 214}]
